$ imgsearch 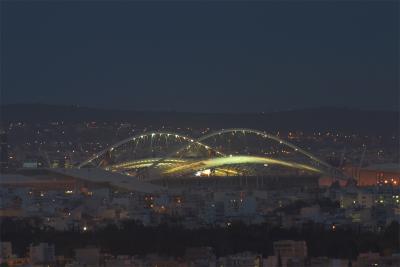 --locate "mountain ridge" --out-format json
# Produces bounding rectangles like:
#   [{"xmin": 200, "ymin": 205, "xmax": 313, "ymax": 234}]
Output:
[{"xmin": 1, "ymin": 104, "xmax": 398, "ymax": 134}]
